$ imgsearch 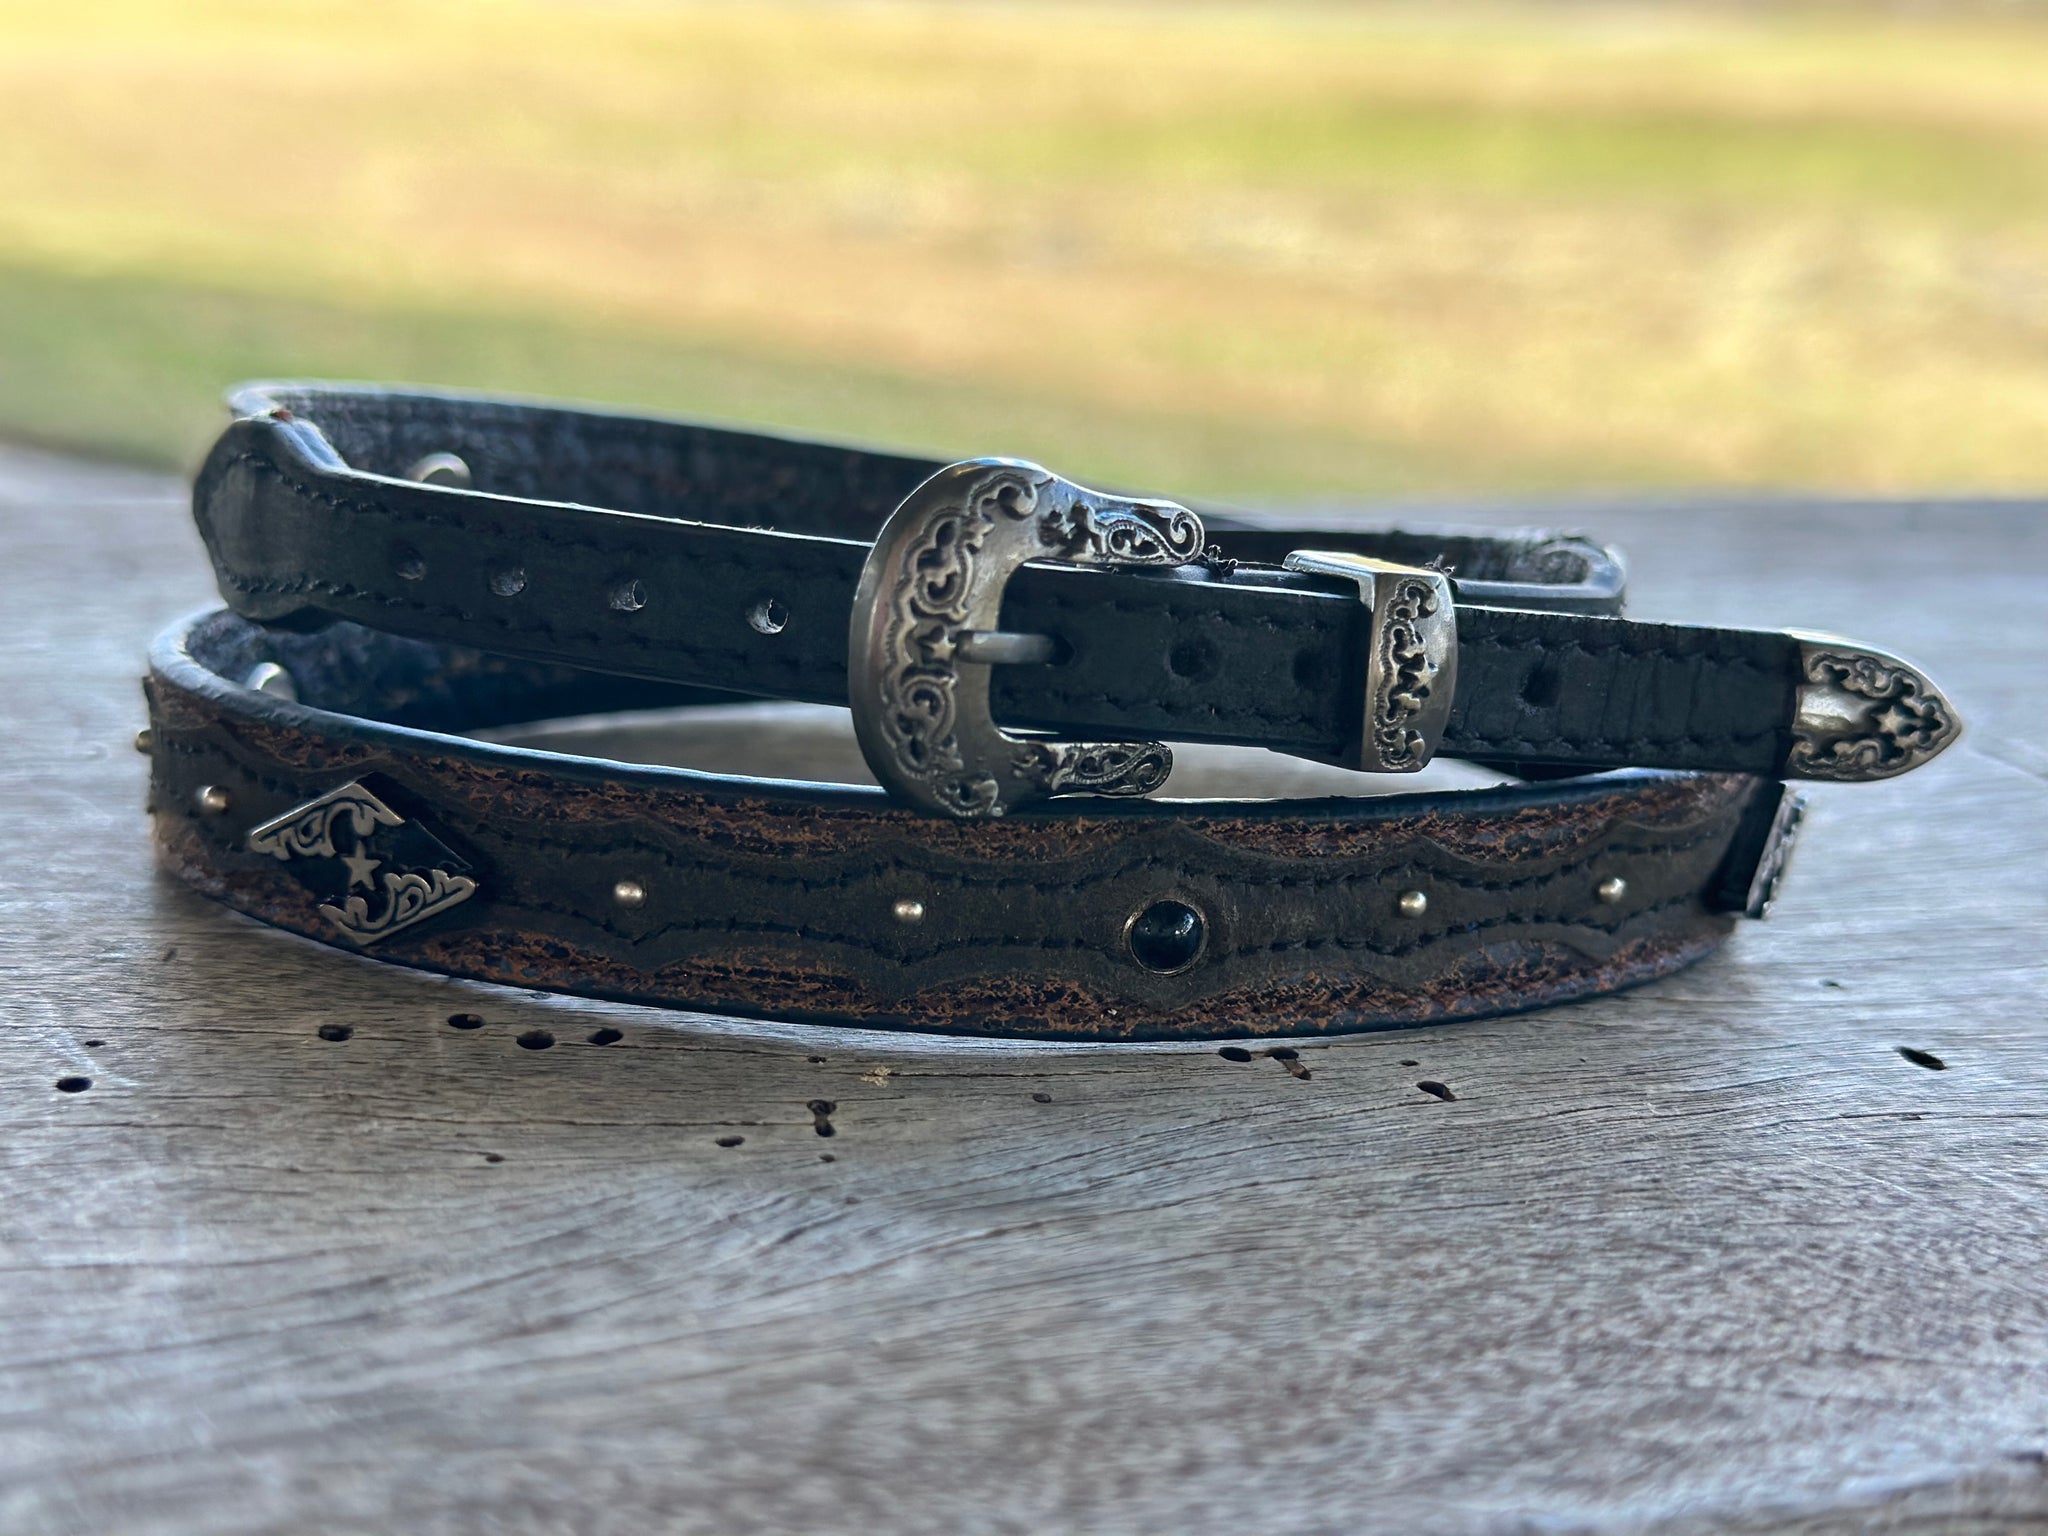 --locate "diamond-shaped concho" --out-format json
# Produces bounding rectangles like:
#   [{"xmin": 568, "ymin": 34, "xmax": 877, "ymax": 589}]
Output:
[{"xmin": 245, "ymin": 781, "xmax": 477, "ymax": 945}]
